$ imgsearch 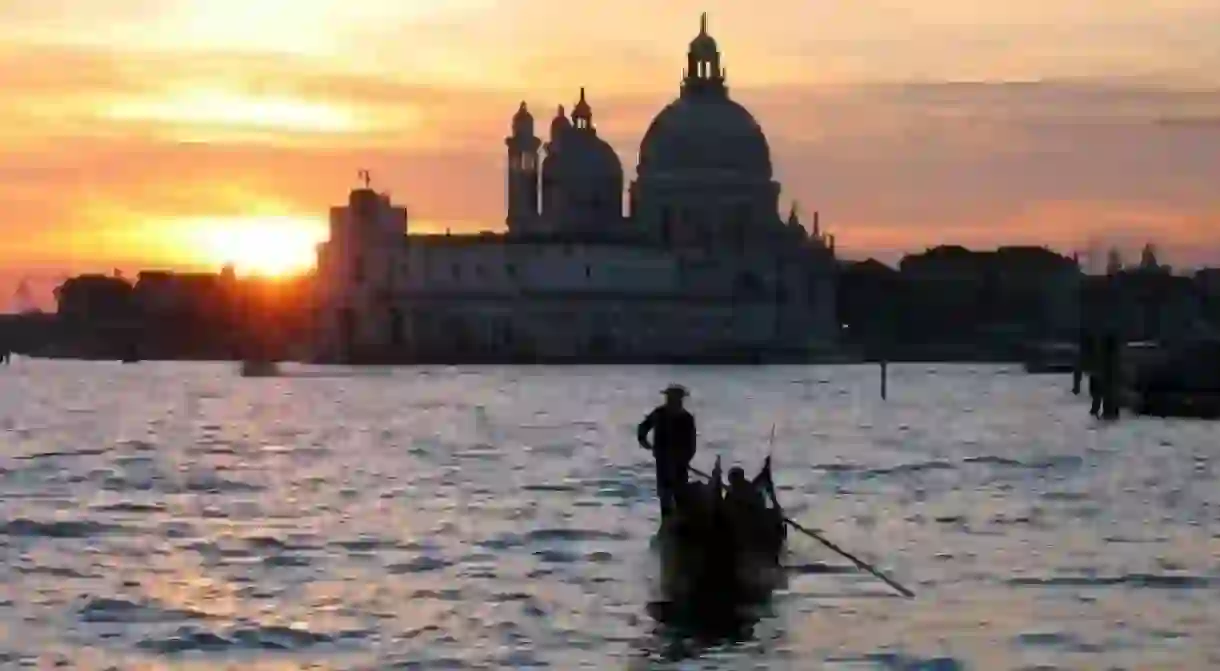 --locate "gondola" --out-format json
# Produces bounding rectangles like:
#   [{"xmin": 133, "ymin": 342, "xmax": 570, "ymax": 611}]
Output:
[
  {"xmin": 651, "ymin": 458, "xmax": 788, "ymax": 605},
  {"xmin": 121, "ymin": 342, "xmax": 140, "ymax": 364}
]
